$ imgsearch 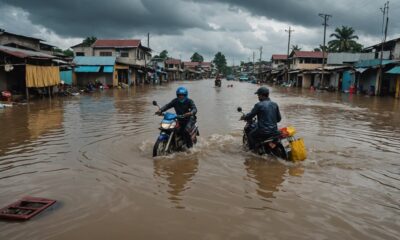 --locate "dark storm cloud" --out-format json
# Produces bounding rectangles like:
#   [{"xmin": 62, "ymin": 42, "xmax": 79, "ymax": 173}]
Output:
[
  {"xmin": 191, "ymin": 0, "xmax": 400, "ymax": 36},
  {"xmin": 0, "ymin": 0, "xmax": 210, "ymax": 37}
]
